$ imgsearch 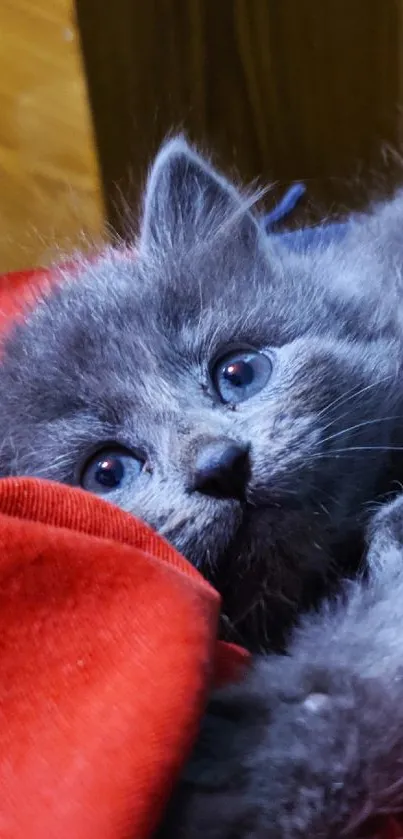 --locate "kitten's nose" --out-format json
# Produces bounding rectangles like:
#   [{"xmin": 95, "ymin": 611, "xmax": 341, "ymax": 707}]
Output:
[{"xmin": 191, "ymin": 439, "xmax": 250, "ymax": 500}]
